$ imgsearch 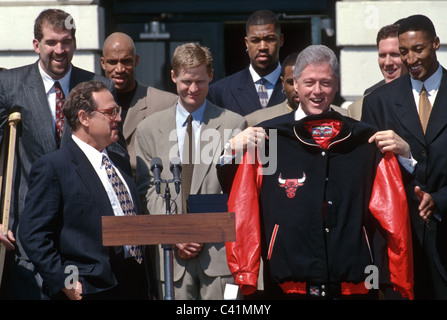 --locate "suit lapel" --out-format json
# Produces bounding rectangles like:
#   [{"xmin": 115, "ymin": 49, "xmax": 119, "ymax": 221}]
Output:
[
  {"xmin": 425, "ymin": 68, "xmax": 447, "ymax": 144},
  {"xmin": 23, "ymin": 62, "xmax": 57, "ymax": 151},
  {"xmin": 158, "ymin": 106, "xmax": 180, "ymax": 169},
  {"xmin": 233, "ymin": 68, "xmax": 262, "ymax": 113},
  {"xmin": 67, "ymin": 138, "xmax": 114, "ymax": 216},
  {"xmin": 123, "ymin": 83, "xmax": 148, "ymax": 140},
  {"xmin": 267, "ymin": 77, "xmax": 286, "ymax": 107},
  {"xmin": 393, "ymin": 75, "xmax": 426, "ymax": 145}
]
